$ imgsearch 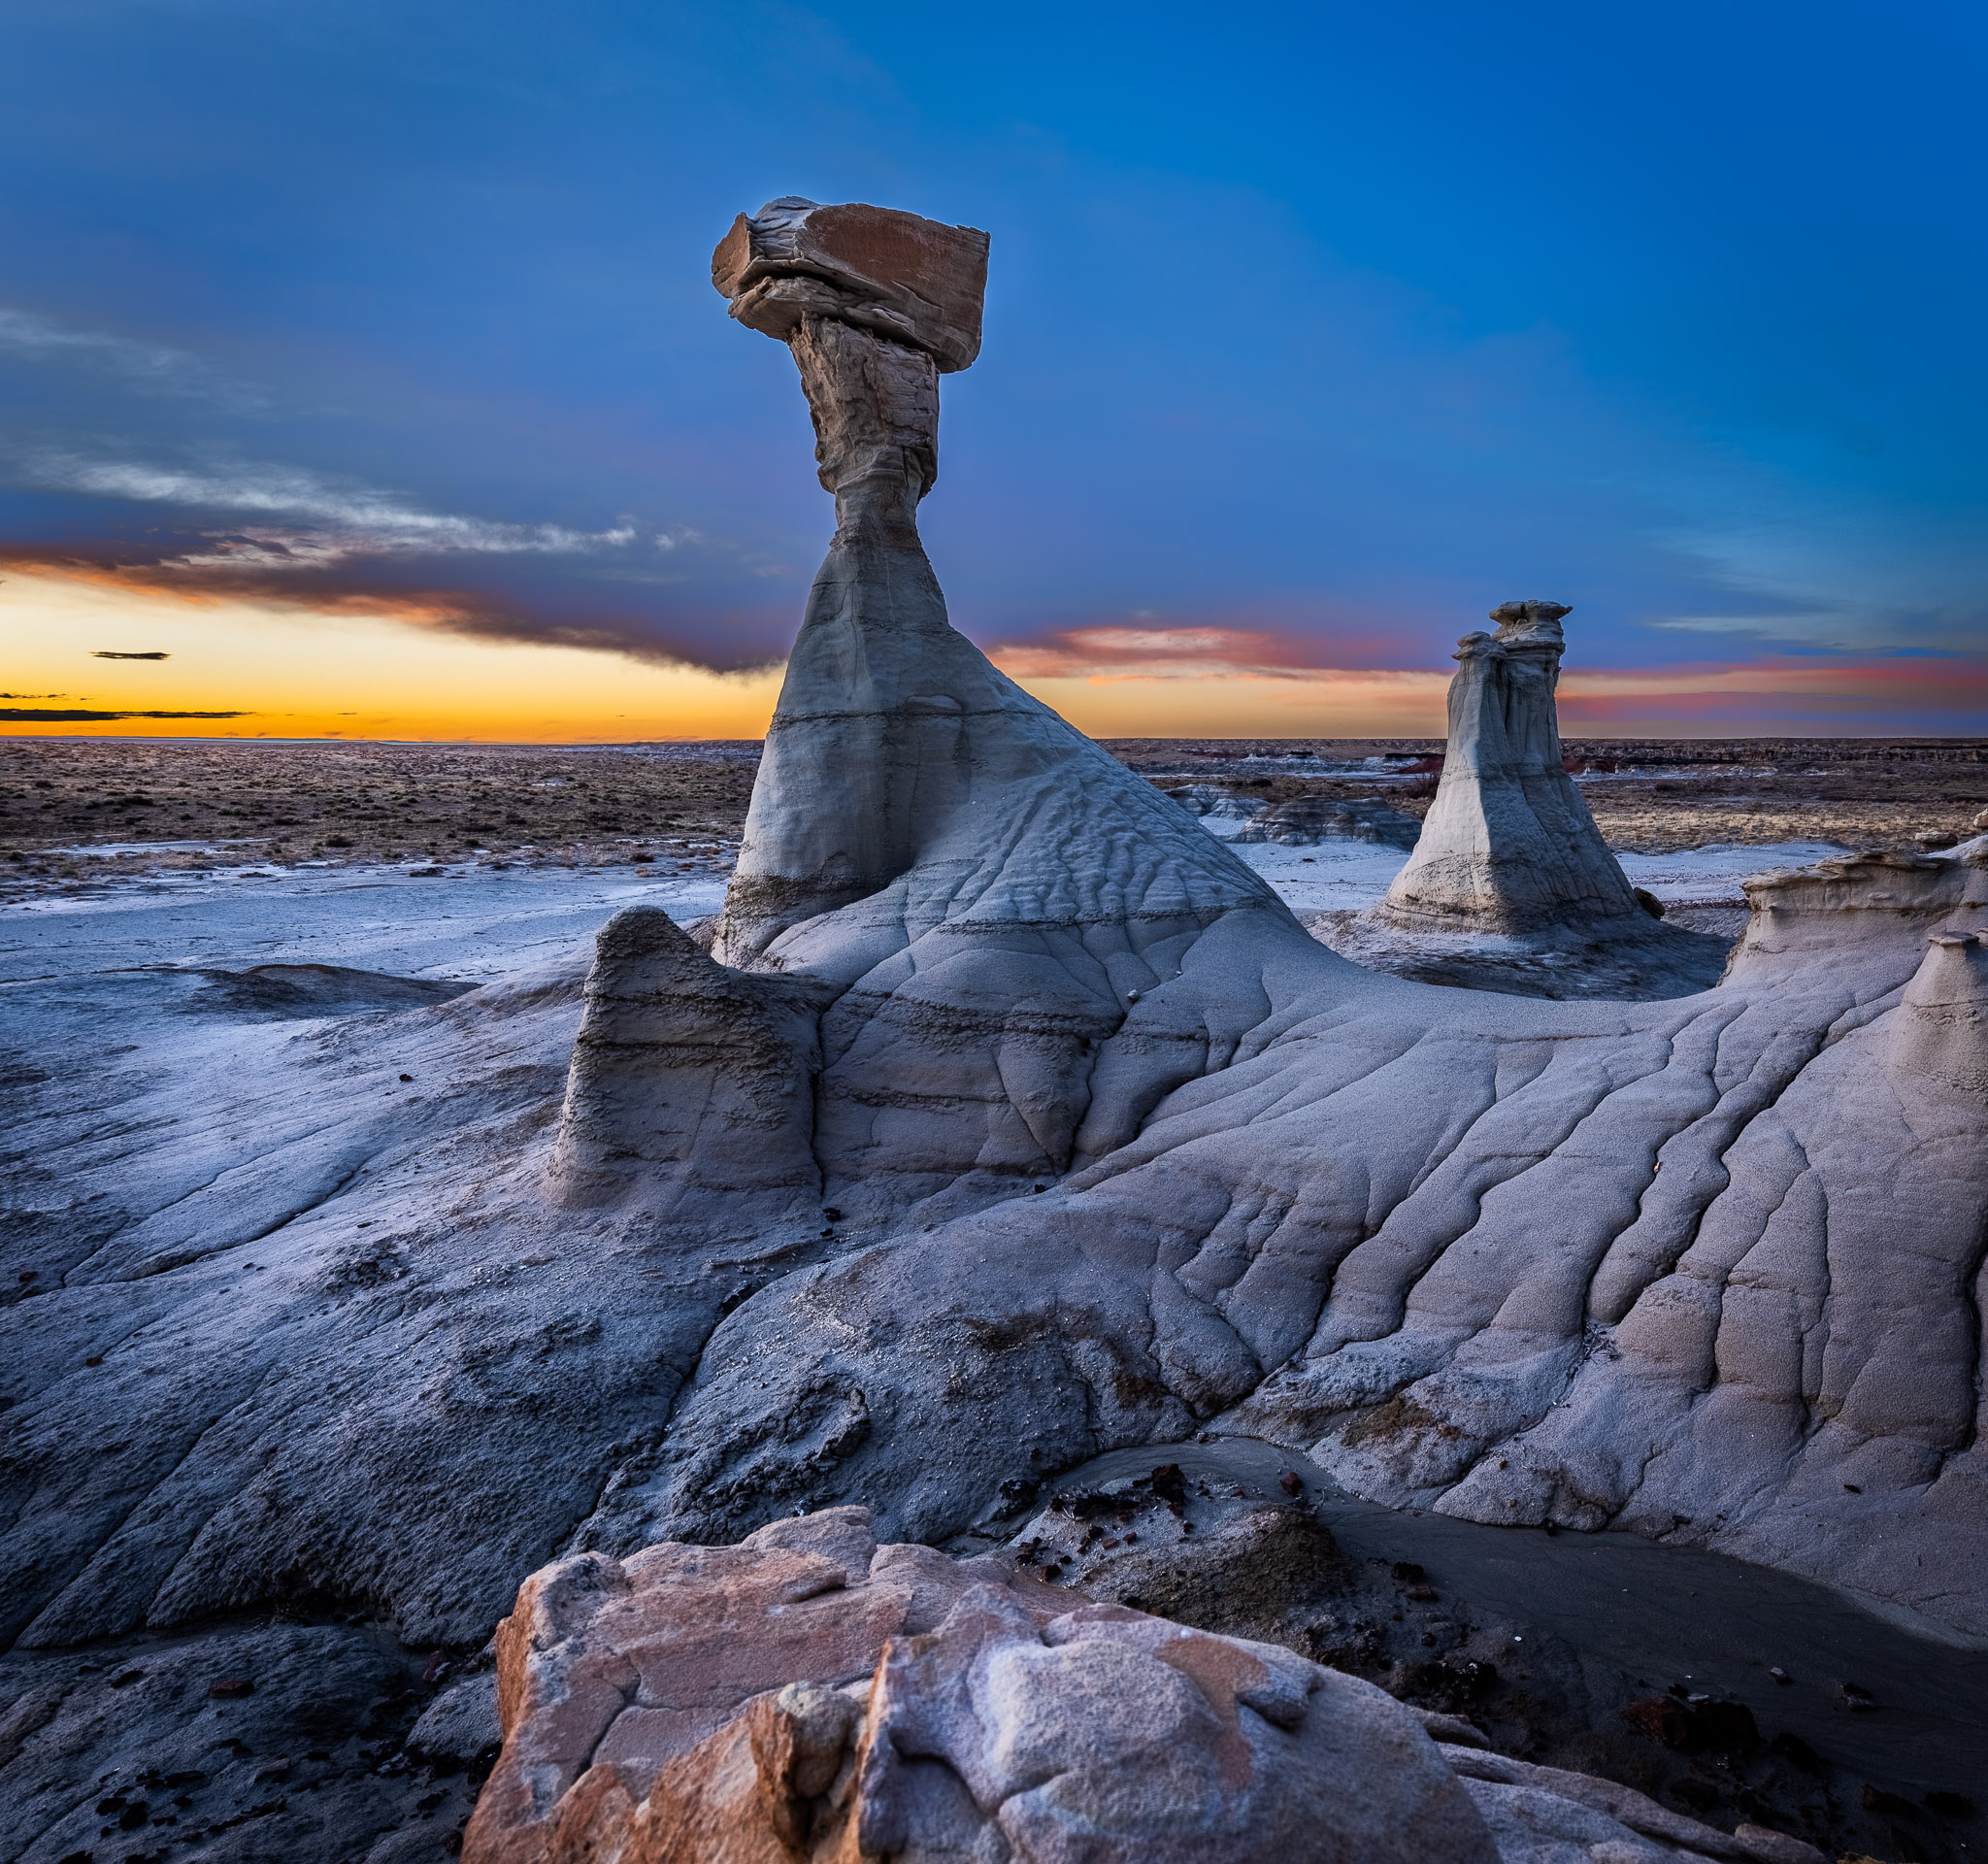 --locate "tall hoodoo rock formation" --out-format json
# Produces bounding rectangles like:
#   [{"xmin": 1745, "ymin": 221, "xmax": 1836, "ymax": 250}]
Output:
[
  {"xmin": 1379, "ymin": 600, "xmax": 1640, "ymax": 934},
  {"xmin": 708, "ymin": 198, "xmax": 996, "ymax": 960},
  {"xmin": 694, "ymin": 198, "xmax": 1302, "ymax": 1208}
]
